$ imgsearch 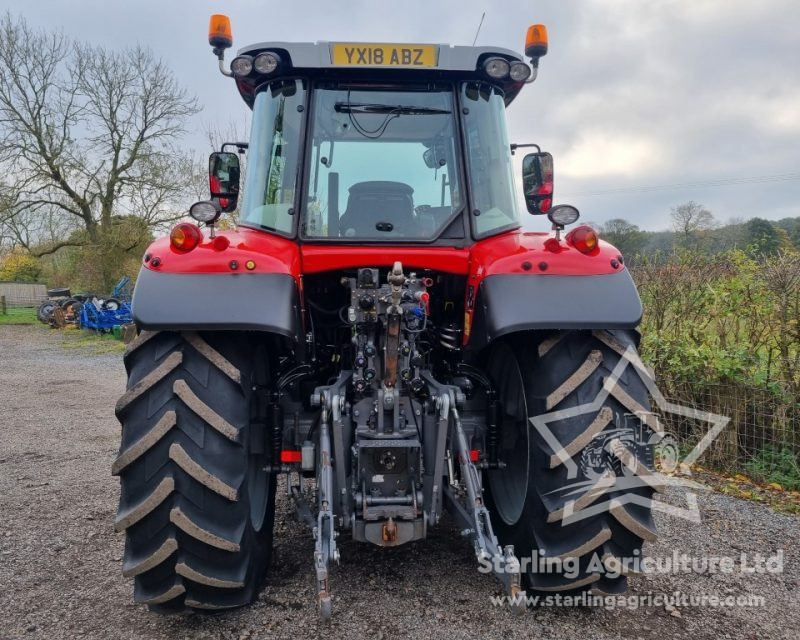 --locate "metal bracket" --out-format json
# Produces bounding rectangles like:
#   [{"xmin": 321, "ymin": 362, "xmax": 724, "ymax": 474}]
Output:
[
  {"xmin": 420, "ymin": 370, "xmax": 466, "ymax": 525},
  {"xmin": 445, "ymin": 406, "xmax": 526, "ymax": 614},
  {"xmin": 313, "ymin": 390, "xmax": 339, "ymax": 621}
]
